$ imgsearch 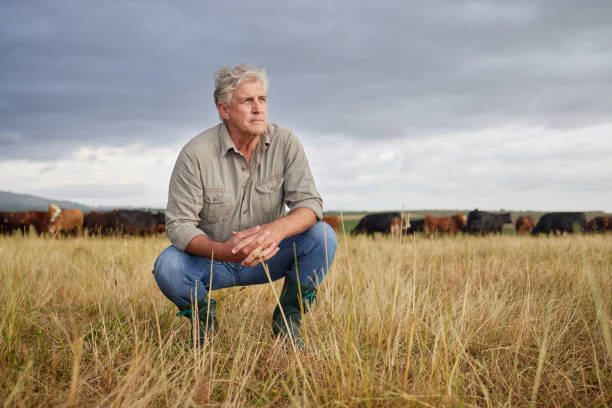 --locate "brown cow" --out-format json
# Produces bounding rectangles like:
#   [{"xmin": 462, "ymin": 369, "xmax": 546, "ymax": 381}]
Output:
[
  {"xmin": 389, "ymin": 216, "xmax": 402, "ymax": 237},
  {"xmin": 515, "ymin": 215, "xmax": 536, "ymax": 234},
  {"xmin": 48, "ymin": 204, "xmax": 84, "ymax": 237},
  {"xmin": 424, "ymin": 214, "xmax": 467, "ymax": 238},
  {"xmin": 323, "ymin": 216, "xmax": 340, "ymax": 232},
  {"xmin": 390, "ymin": 214, "xmax": 411, "ymax": 237},
  {"xmin": 22, "ymin": 210, "xmax": 52, "ymax": 235},
  {"xmin": 585, "ymin": 218, "xmax": 595, "ymax": 232},
  {"xmin": 587, "ymin": 215, "xmax": 612, "ymax": 233}
]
